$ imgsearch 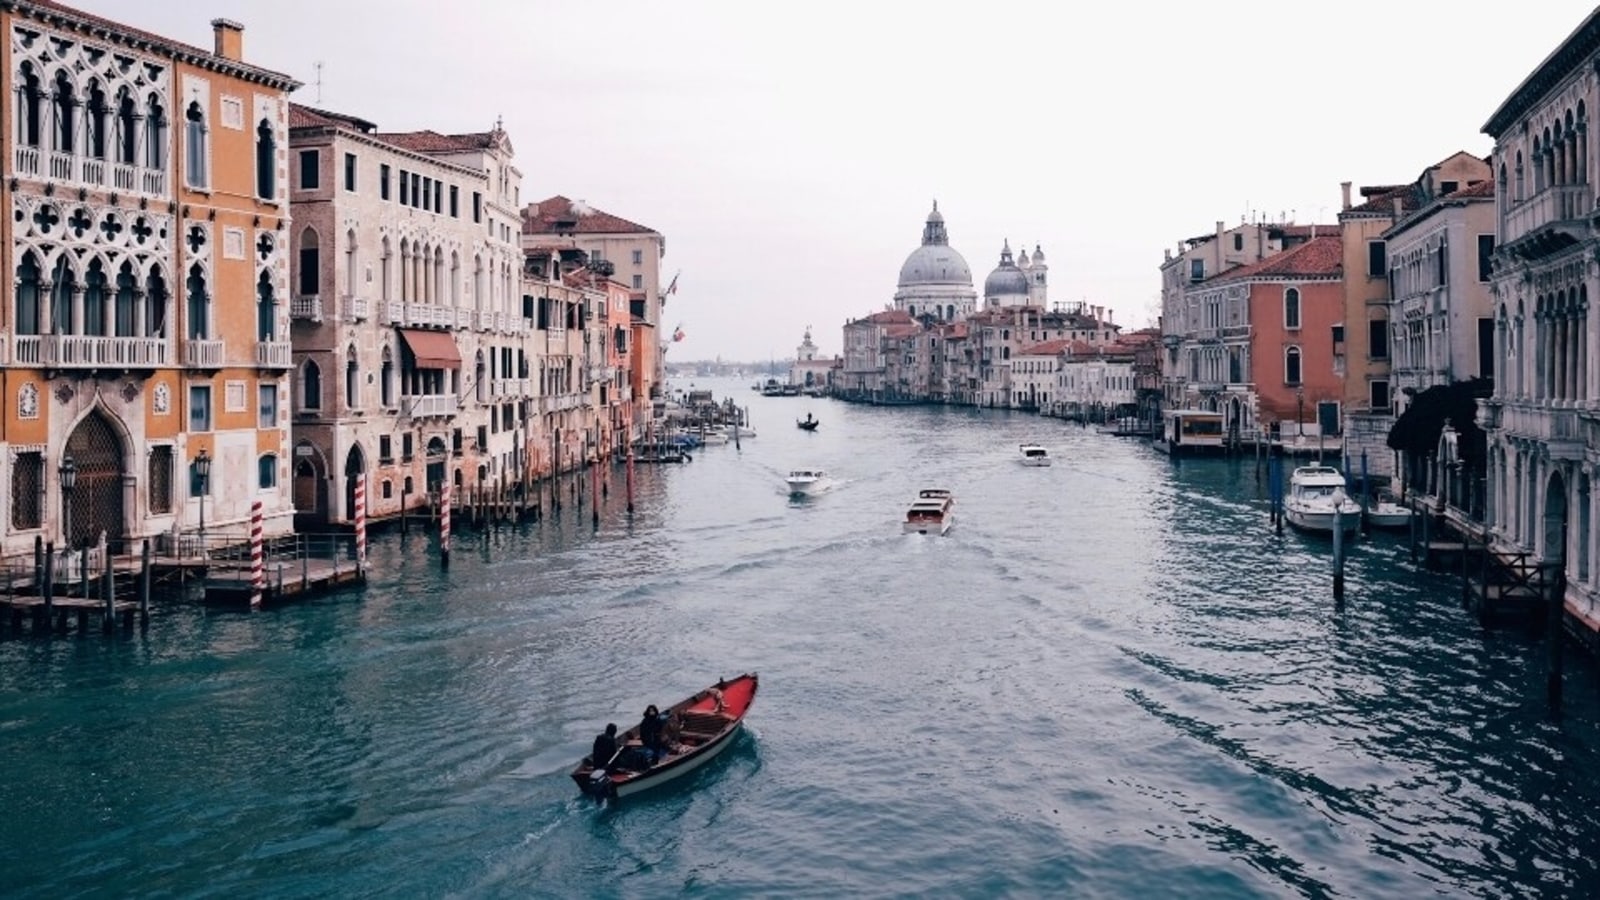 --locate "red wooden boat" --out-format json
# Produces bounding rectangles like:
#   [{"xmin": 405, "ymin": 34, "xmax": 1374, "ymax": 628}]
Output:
[{"xmin": 572, "ymin": 673, "xmax": 759, "ymax": 801}]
